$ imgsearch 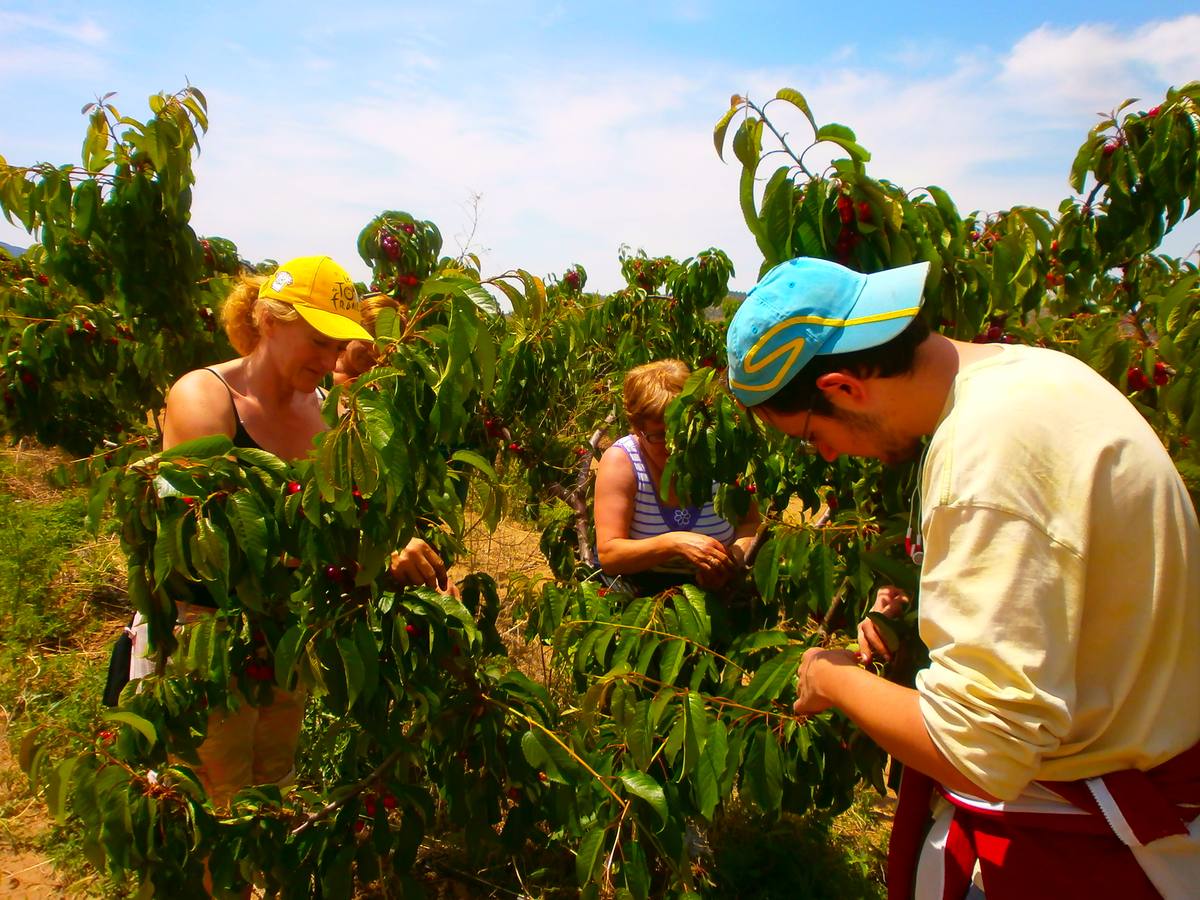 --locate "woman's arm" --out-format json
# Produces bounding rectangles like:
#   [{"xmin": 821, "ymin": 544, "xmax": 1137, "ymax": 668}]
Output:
[
  {"xmin": 595, "ymin": 447, "xmax": 732, "ymax": 576},
  {"xmin": 162, "ymin": 369, "xmax": 238, "ymax": 451}
]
